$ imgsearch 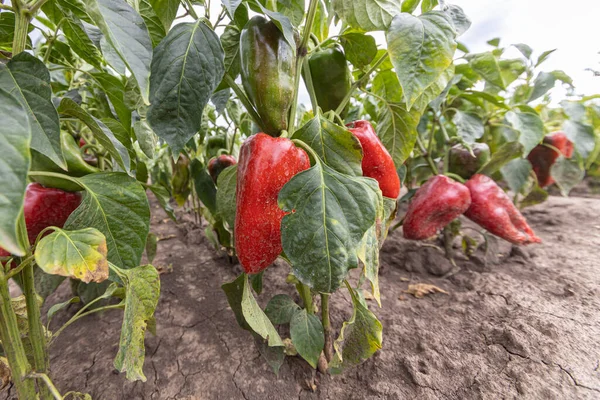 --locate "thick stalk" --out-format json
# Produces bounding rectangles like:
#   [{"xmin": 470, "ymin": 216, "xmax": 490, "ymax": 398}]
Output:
[
  {"xmin": 301, "ymin": 59, "xmax": 319, "ymax": 113},
  {"xmin": 0, "ymin": 269, "xmax": 36, "ymax": 398},
  {"xmin": 12, "ymin": 9, "xmax": 30, "ymax": 54},
  {"xmin": 321, "ymin": 293, "xmax": 333, "ymax": 361},
  {"xmin": 27, "ymin": 373, "xmax": 63, "ymax": 400},
  {"xmin": 295, "ymin": 282, "xmax": 313, "ymax": 314},
  {"xmin": 287, "ymin": 0, "xmax": 320, "ymax": 133}
]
